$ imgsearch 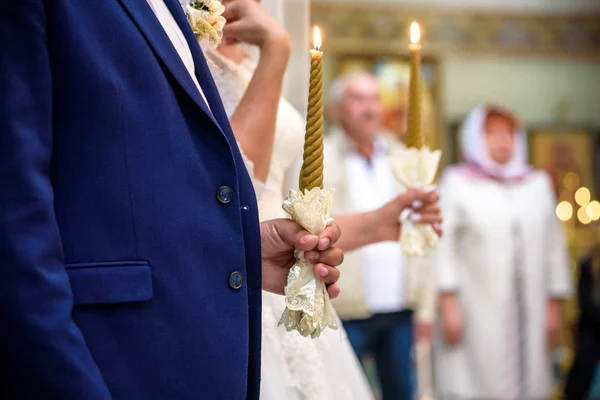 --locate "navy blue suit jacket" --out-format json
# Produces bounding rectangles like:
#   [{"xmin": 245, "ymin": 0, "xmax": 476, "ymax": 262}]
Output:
[{"xmin": 0, "ymin": 1, "xmax": 262, "ymax": 399}]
